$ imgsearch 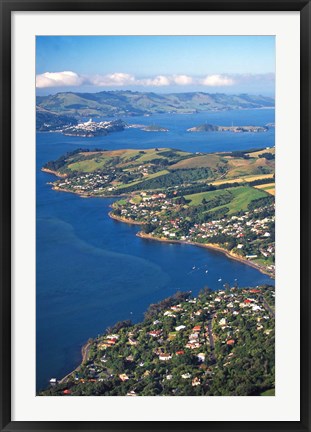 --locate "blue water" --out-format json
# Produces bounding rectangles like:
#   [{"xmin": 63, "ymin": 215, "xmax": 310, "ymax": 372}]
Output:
[{"xmin": 36, "ymin": 109, "xmax": 275, "ymax": 391}]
